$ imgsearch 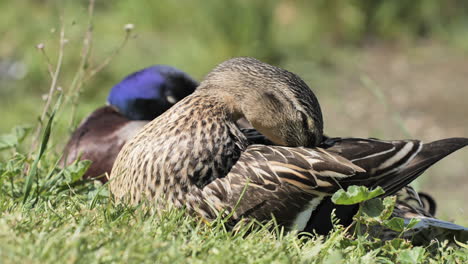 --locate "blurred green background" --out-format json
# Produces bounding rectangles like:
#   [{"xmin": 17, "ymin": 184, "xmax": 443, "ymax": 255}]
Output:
[{"xmin": 0, "ymin": 0, "xmax": 467, "ymax": 222}]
